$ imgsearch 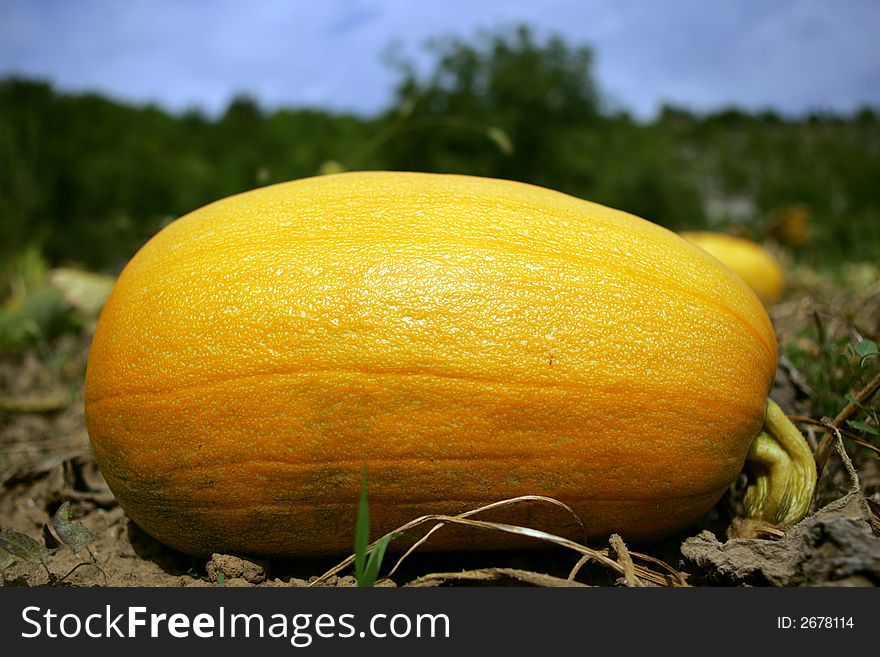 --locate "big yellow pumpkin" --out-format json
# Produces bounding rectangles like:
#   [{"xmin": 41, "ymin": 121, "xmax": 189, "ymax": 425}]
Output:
[{"xmin": 84, "ymin": 172, "xmax": 814, "ymax": 557}]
